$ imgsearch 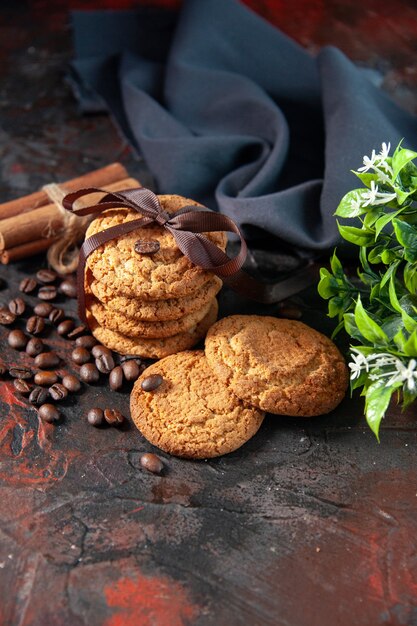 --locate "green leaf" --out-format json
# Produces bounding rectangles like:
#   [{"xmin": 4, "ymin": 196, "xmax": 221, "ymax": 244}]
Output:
[
  {"xmin": 364, "ymin": 380, "xmax": 394, "ymax": 441},
  {"xmin": 330, "ymin": 250, "xmax": 344, "ymax": 278},
  {"xmin": 389, "ymin": 276, "xmax": 417, "ymax": 333},
  {"xmin": 352, "ymin": 171, "xmax": 379, "ymax": 188},
  {"xmin": 402, "ymin": 331, "xmax": 417, "ymax": 357},
  {"xmin": 317, "ymin": 268, "xmax": 339, "ymax": 299},
  {"xmin": 335, "ymin": 189, "xmax": 367, "ymax": 218},
  {"xmin": 392, "ymin": 146, "xmax": 417, "ymax": 181},
  {"xmin": 363, "ymin": 209, "xmax": 381, "ymax": 229},
  {"xmin": 393, "ymin": 219, "xmax": 417, "ymax": 262},
  {"xmin": 354, "ymin": 295, "xmax": 388, "ymax": 345},
  {"xmin": 374, "ymin": 209, "xmax": 402, "ymax": 239},
  {"xmin": 404, "ymin": 262, "xmax": 417, "ymax": 293},
  {"xmin": 380, "ymin": 260, "xmax": 400, "ymax": 288},
  {"xmin": 338, "ymin": 223, "xmax": 375, "ymax": 247}
]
